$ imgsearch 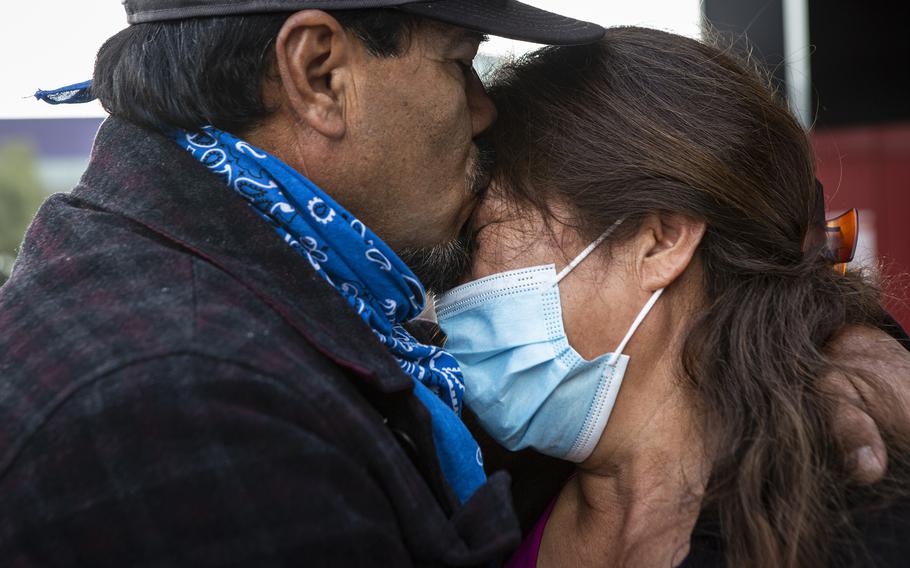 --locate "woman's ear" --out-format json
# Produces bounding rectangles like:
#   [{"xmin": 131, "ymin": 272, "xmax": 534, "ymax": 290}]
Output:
[
  {"xmin": 637, "ymin": 213, "xmax": 706, "ymax": 291},
  {"xmin": 274, "ymin": 10, "xmax": 352, "ymax": 139}
]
